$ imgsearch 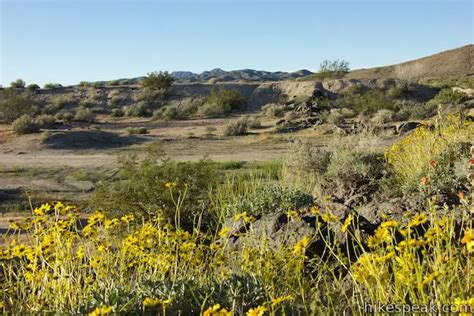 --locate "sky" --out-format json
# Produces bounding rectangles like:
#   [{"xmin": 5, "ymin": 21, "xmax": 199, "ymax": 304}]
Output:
[{"xmin": 0, "ymin": 0, "xmax": 472, "ymax": 86}]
